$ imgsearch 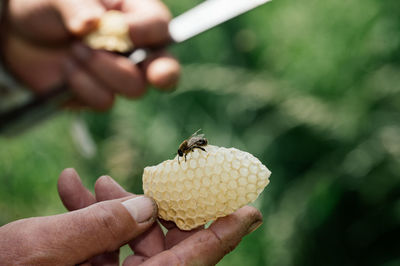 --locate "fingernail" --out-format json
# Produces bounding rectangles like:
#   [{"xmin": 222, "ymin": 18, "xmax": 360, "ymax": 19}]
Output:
[
  {"xmin": 102, "ymin": 0, "xmax": 122, "ymax": 8},
  {"xmin": 72, "ymin": 43, "xmax": 92, "ymax": 61},
  {"xmin": 247, "ymin": 220, "xmax": 263, "ymax": 234},
  {"xmin": 122, "ymin": 196, "xmax": 157, "ymax": 223},
  {"xmin": 69, "ymin": 18, "xmax": 82, "ymax": 32}
]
